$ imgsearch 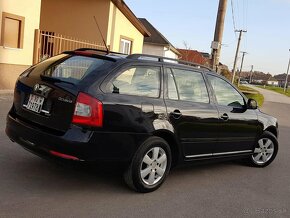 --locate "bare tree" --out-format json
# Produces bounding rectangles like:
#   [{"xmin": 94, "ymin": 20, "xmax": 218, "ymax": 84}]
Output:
[{"xmin": 182, "ymin": 41, "xmax": 191, "ymax": 61}]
